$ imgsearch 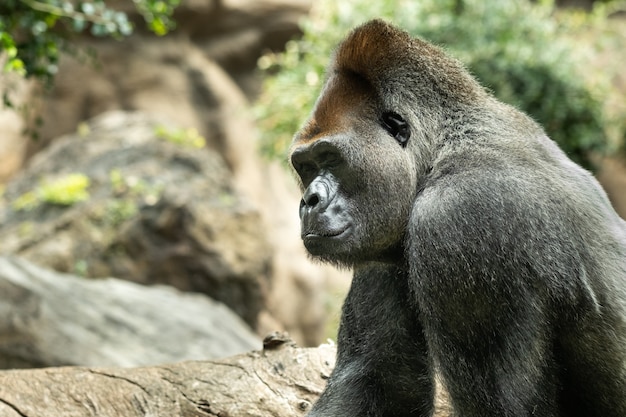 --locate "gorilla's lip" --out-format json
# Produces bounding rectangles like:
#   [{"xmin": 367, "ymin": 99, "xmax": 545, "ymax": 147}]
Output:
[{"xmin": 302, "ymin": 225, "xmax": 351, "ymax": 240}]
